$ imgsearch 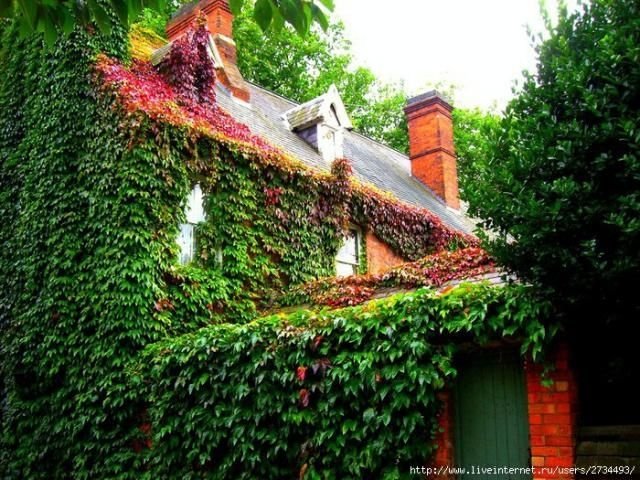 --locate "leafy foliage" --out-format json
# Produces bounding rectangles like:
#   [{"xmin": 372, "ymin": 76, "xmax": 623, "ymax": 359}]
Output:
[
  {"xmin": 467, "ymin": 0, "xmax": 640, "ymax": 324},
  {"xmin": 136, "ymin": 283, "xmax": 555, "ymax": 479},
  {"xmin": 0, "ymin": 0, "xmax": 166, "ymax": 45},
  {"xmin": 452, "ymin": 107, "xmax": 500, "ymax": 200},
  {"xmin": 157, "ymin": 17, "xmax": 217, "ymax": 105},
  {"xmin": 279, "ymin": 247, "xmax": 496, "ymax": 308},
  {"xmin": 0, "ymin": 0, "xmax": 333, "ymax": 45},
  {"xmin": 0, "ymin": 16, "xmax": 172, "ymax": 479}
]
